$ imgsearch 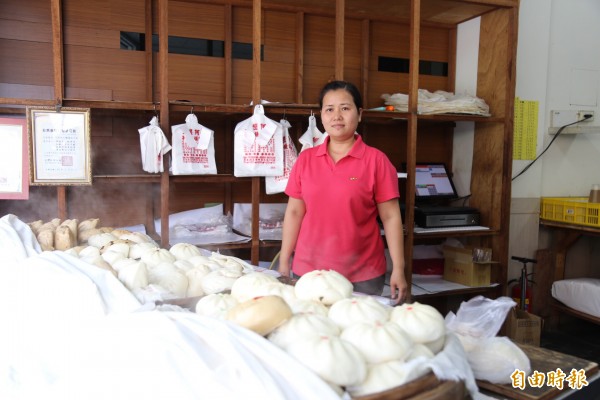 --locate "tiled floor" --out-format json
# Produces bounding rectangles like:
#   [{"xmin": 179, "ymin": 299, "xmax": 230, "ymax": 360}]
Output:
[{"xmin": 540, "ymin": 315, "xmax": 600, "ymax": 365}]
